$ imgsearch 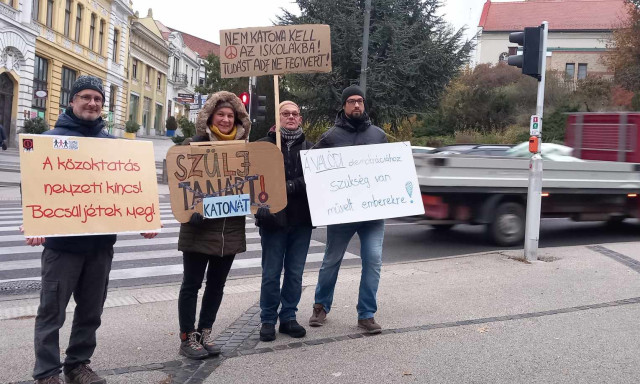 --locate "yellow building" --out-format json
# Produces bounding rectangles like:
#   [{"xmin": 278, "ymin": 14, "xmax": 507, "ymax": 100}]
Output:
[
  {"xmin": 30, "ymin": 0, "xmax": 133, "ymax": 131},
  {"xmin": 127, "ymin": 9, "xmax": 169, "ymax": 136}
]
